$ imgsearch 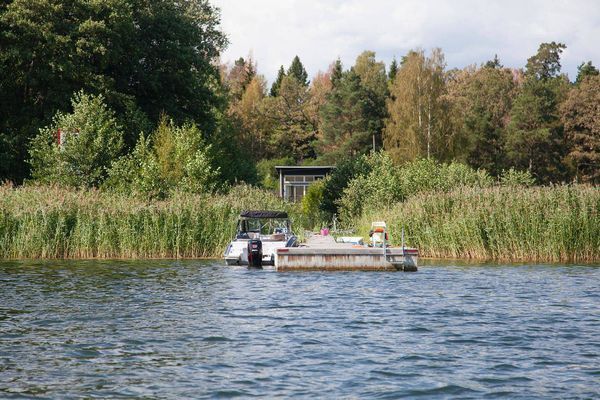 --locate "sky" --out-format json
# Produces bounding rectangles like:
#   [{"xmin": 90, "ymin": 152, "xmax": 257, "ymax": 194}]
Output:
[{"xmin": 212, "ymin": 0, "xmax": 600, "ymax": 85}]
